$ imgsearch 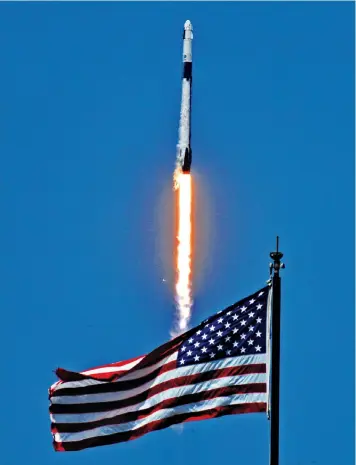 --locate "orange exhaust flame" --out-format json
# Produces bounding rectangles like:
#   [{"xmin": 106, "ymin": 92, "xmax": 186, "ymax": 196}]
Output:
[{"xmin": 173, "ymin": 168, "xmax": 193, "ymax": 335}]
